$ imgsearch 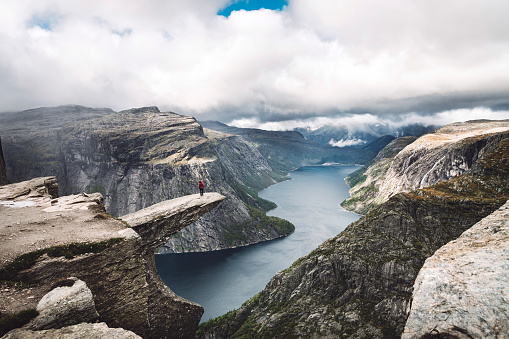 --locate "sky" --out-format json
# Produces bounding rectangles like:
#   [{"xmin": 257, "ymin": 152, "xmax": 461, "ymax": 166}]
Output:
[{"xmin": 1, "ymin": 0, "xmax": 509, "ymax": 130}]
